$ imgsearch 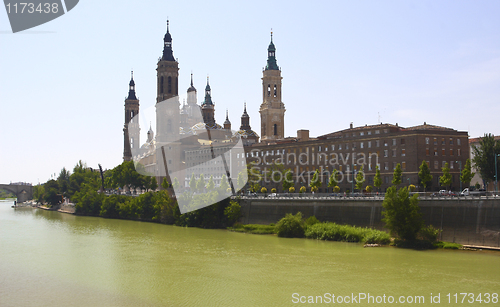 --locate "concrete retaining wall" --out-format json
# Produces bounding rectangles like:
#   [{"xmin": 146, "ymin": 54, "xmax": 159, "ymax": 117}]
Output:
[{"xmin": 238, "ymin": 197, "xmax": 500, "ymax": 247}]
